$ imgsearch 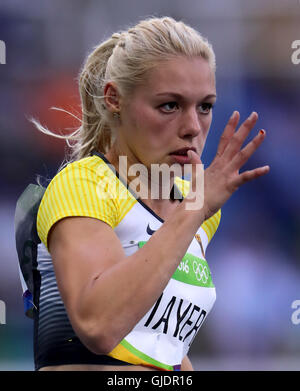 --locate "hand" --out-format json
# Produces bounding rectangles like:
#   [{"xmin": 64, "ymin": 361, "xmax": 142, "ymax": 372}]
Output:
[{"xmin": 187, "ymin": 111, "xmax": 270, "ymax": 220}]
